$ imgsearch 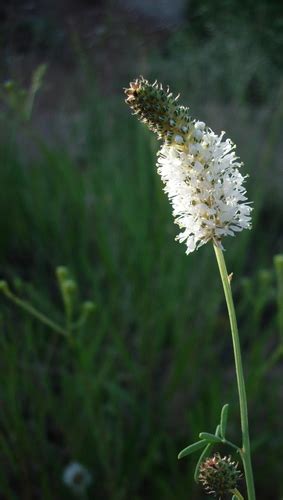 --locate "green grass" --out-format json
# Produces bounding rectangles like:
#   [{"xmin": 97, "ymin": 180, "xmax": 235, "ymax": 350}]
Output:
[{"xmin": 0, "ymin": 77, "xmax": 282, "ymax": 499}]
